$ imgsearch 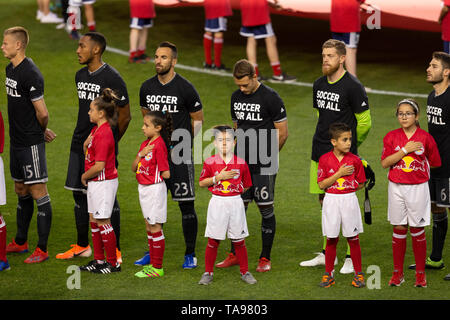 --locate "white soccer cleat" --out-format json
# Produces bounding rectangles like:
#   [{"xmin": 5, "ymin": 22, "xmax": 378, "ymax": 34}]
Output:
[
  {"xmin": 40, "ymin": 12, "xmax": 64, "ymax": 24},
  {"xmin": 299, "ymin": 252, "xmax": 338, "ymax": 267},
  {"xmin": 339, "ymin": 257, "xmax": 354, "ymax": 274}
]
